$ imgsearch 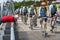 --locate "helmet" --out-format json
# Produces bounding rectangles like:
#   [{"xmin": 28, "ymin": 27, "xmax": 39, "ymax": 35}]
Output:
[{"xmin": 41, "ymin": 2, "xmax": 47, "ymax": 6}]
